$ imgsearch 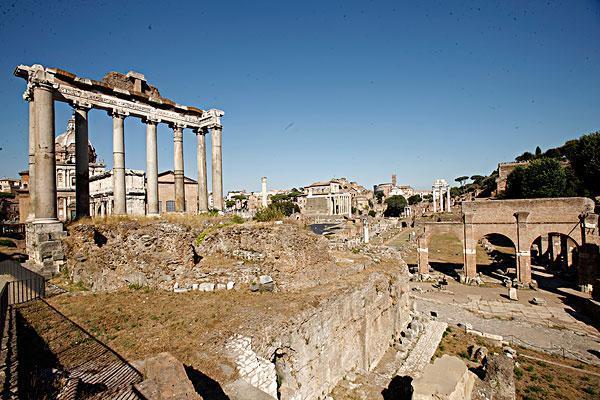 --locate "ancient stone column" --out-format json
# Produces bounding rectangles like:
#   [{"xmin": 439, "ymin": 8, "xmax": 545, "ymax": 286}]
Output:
[
  {"xmin": 74, "ymin": 105, "xmax": 90, "ymax": 219},
  {"xmin": 432, "ymin": 190, "xmax": 437, "ymax": 213},
  {"xmin": 173, "ymin": 125, "xmax": 185, "ymax": 212},
  {"xmin": 549, "ymin": 234, "xmax": 562, "ymax": 268},
  {"xmin": 145, "ymin": 120, "xmax": 159, "ymax": 215},
  {"xmin": 211, "ymin": 125, "xmax": 223, "ymax": 210},
  {"xmin": 363, "ymin": 220, "xmax": 370, "ymax": 243},
  {"xmin": 261, "ymin": 177, "xmax": 268, "ymax": 208},
  {"xmin": 33, "ymin": 84, "xmax": 58, "ymax": 221},
  {"xmin": 515, "ymin": 212, "xmax": 532, "ymax": 284},
  {"xmin": 196, "ymin": 128, "xmax": 209, "ymax": 212},
  {"xmin": 463, "ymin": 213, "xmax": 477, "ymax": 281},
  {"xmin": 112, "ymin": 111, "xmax": 127, "ymax": 215},
  {"xmin": 446, "ymin": 187, "xmax": 451, "ymax": 212},
  {"xmin": 27, "ymin": 98, "xmax": 36, "ymax": 221},
  {"xmin": 417, "ymin": 236, "xmax": 429, "ymax": 274}
]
